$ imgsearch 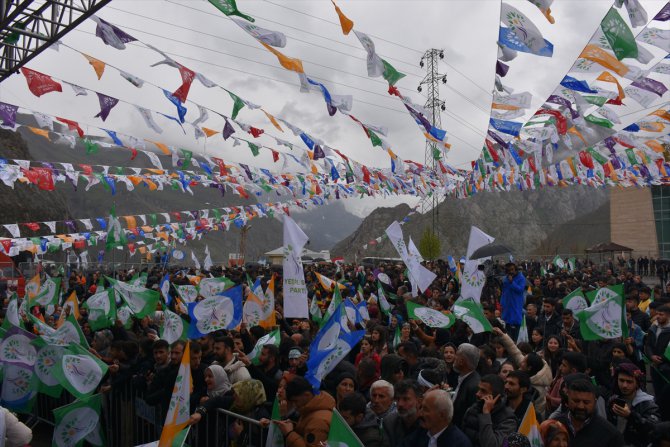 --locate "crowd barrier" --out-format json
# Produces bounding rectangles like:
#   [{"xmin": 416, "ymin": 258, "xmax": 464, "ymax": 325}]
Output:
[{"xmin": 30, "ymin": 385, "xmax": 269, "ymax": 446}]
